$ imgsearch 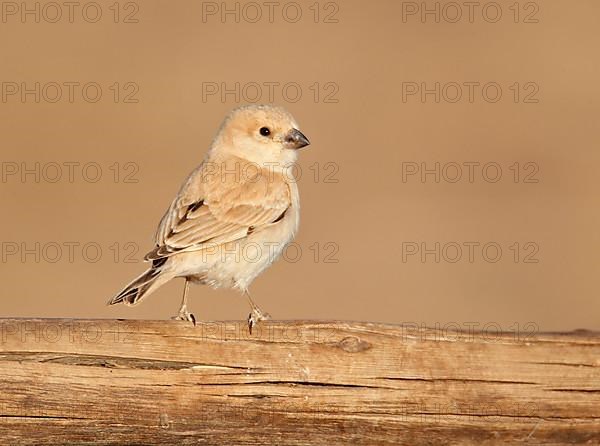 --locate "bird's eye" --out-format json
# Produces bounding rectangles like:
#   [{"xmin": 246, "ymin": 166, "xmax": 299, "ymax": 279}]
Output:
[{"xmin": 259, "ymin": 127, "xmax": 271, "ymax": 137}]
